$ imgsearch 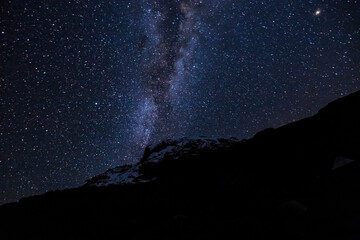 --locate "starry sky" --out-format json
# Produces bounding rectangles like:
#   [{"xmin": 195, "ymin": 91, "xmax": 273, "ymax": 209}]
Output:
[{"xmin": 1, "ymin": 0, "xmax": 359, "ymax": 205}]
